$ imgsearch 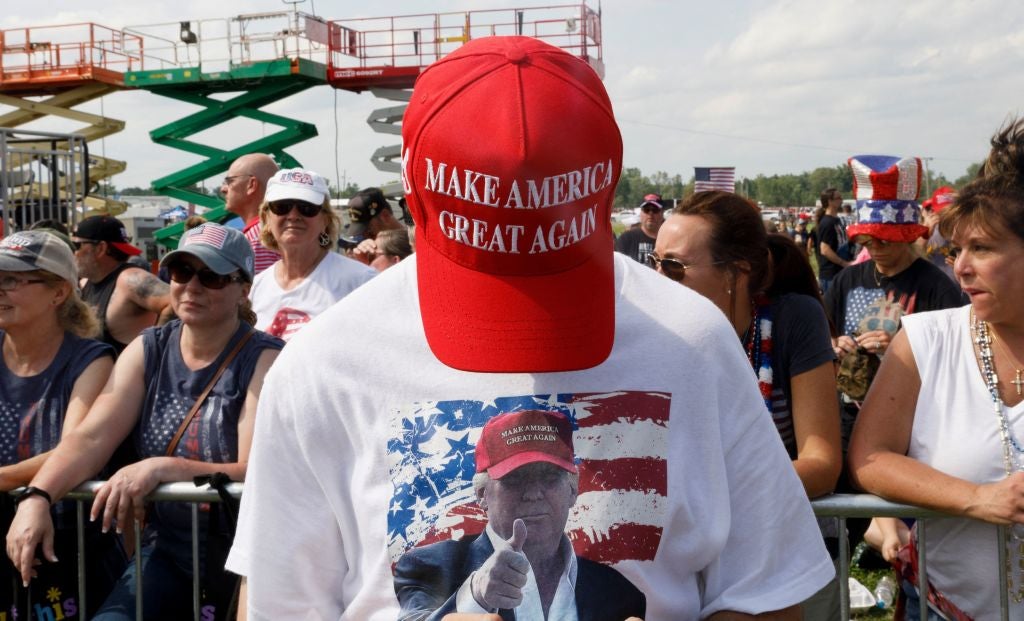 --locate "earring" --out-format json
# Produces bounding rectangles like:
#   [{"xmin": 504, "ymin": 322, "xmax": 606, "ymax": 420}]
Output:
[{"xmin": 319, "ymin": 230, "xmax": 331, "ymax": 247}]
